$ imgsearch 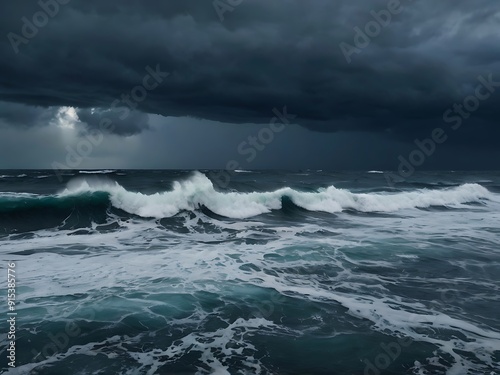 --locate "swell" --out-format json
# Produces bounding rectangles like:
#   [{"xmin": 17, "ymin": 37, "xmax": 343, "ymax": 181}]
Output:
[
  {"xmin": 0, "ymin": 172, "xmax": 495, "ymax": 232},
  {"xmin": 73, "ymin": 172, "xmax": 493, "ymax": 219},
  {"xmin": 0, "ymin": 192, "xmax": 112, "ymax": 234},
  {"xmin": 0, "ymin": 192, "xmax": 110, "ymax": 212}
]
